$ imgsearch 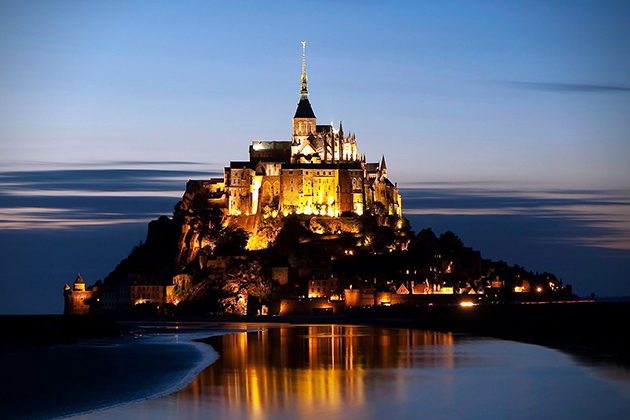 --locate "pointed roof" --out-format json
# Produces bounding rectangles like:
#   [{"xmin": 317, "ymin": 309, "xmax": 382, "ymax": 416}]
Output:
[
  {"xmin": 380, "ymin": 155, "xmax": 387, "ymax": 171},
  {"xmin": 294, "ymin": 98, "xmax": 316, "ymax": 119},
  {"xmin": 75, "ymin": 273, "xmax": 84, "ymax": 284},
  {"xmin": 396, "ymin": 284, "xmax": 410, "ymax": 294},
  {"xmin": 294, "ymin": 41, "xmax": 316, "ymax": 119}
]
